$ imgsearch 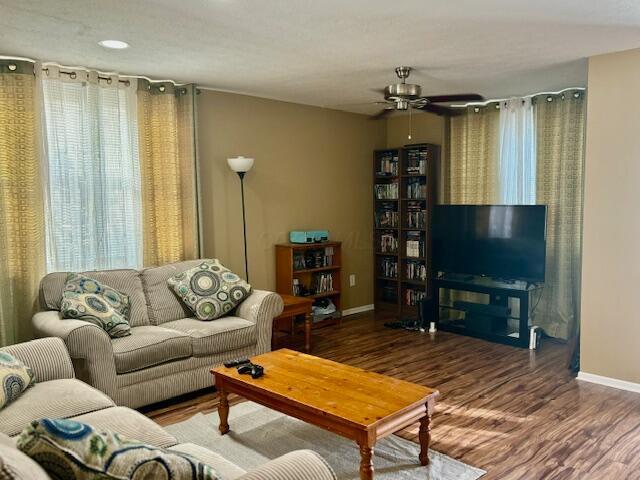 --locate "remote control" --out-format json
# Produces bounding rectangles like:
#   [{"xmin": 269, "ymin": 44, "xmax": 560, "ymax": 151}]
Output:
[
  {"xmin": 224, "ymin": 358, "xmax": 251, "ymax": 368},
  {"xmin": 238, "ymin": 363, "xmax": 265, "ymax": 379}
]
